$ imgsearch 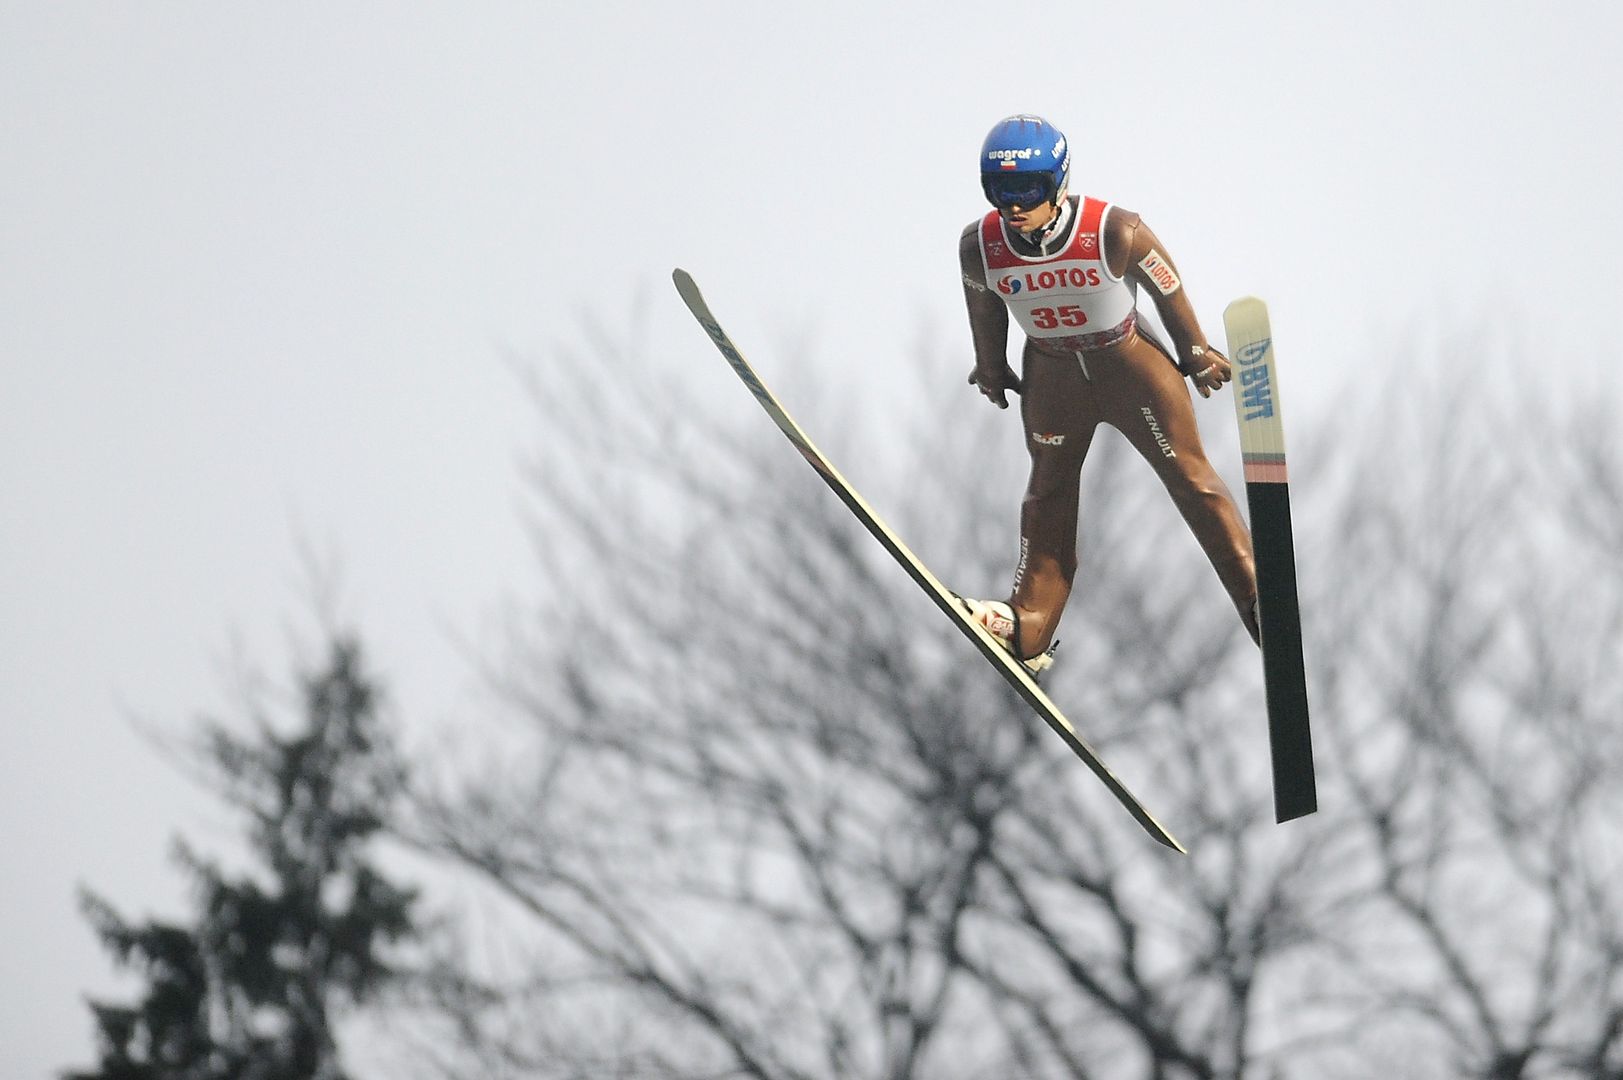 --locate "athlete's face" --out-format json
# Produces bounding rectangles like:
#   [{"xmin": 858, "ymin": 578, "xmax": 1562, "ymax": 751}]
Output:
[{"xmin": 1002, "ymin": 199, "xmax": 1058, "ymax": 234}]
